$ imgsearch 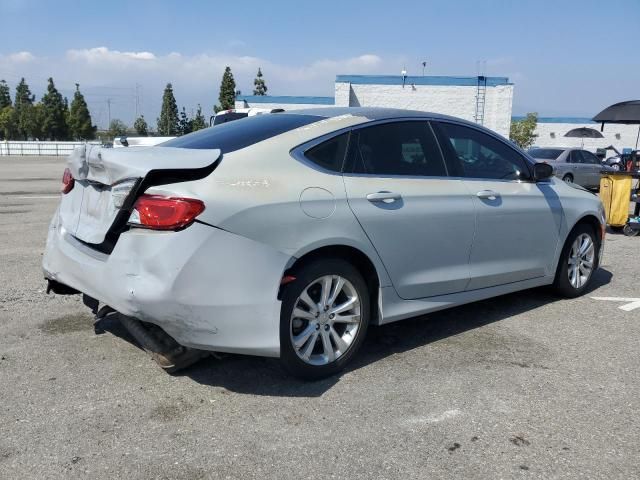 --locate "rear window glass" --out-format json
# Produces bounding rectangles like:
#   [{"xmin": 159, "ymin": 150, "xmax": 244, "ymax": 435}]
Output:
[
  {"xmin": 528, "ymin": 148, "xmax": 564, "ymax": 160},
  {"xmin": 161, "ymin": 114, "xmax": 322, "ymax": 153}
]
